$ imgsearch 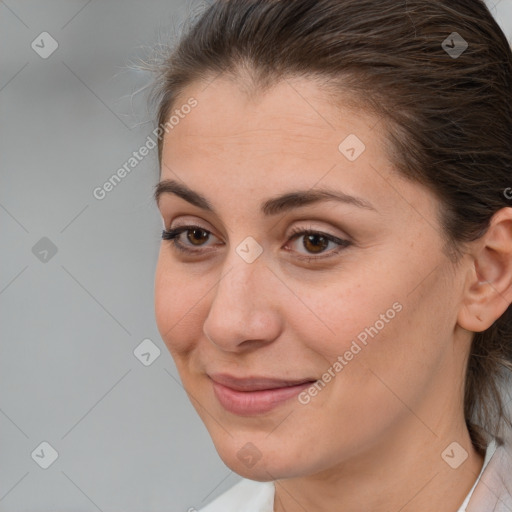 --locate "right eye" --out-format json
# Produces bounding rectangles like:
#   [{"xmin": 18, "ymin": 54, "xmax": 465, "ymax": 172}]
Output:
[{"xmin": 161, "ymin": 225, "xmax": 222, "ymax": 254}]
